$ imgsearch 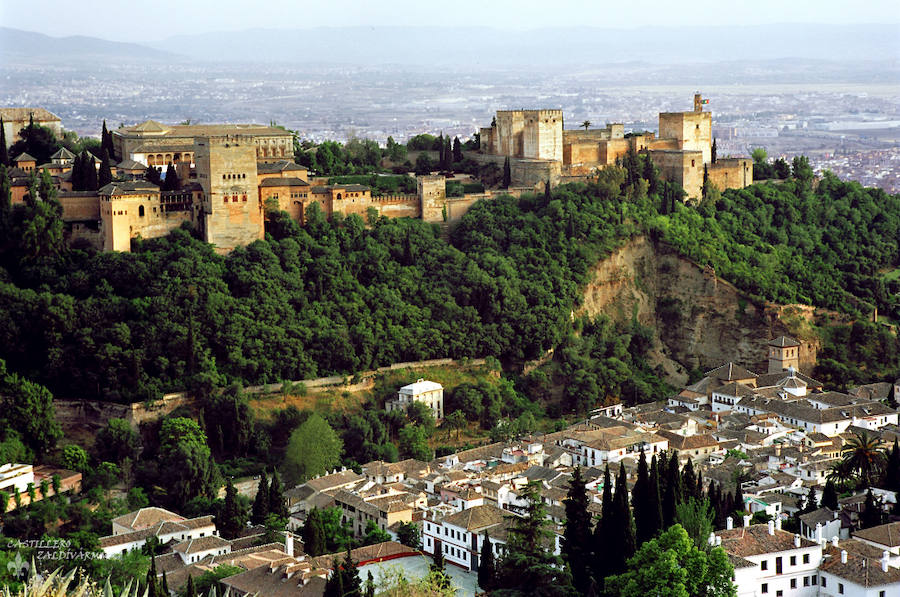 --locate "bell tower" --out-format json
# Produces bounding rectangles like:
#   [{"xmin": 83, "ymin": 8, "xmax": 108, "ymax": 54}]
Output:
[{"xmin": 767, "ymin": 336, "xmax": 800, "ymax": 374}]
